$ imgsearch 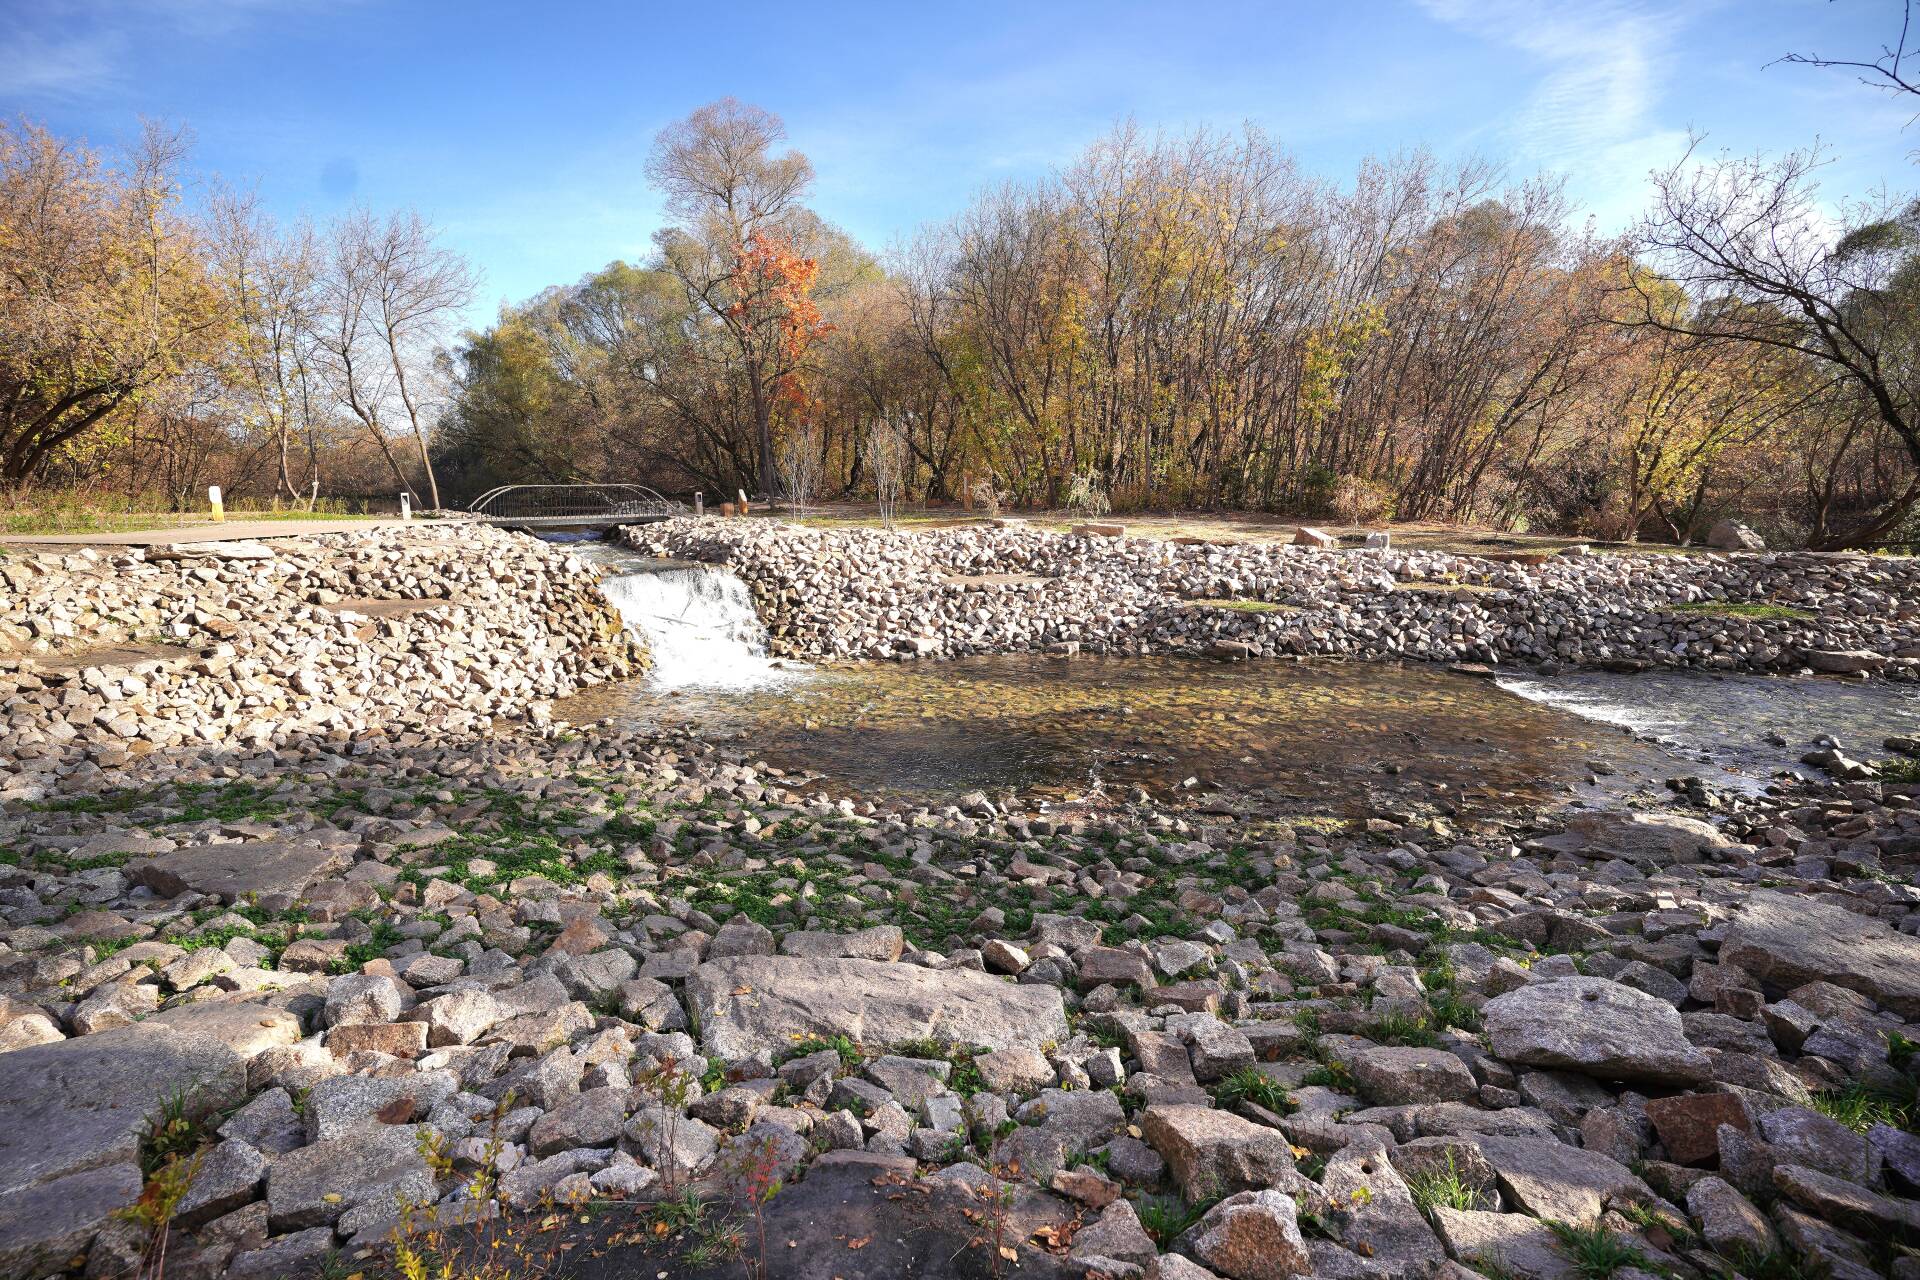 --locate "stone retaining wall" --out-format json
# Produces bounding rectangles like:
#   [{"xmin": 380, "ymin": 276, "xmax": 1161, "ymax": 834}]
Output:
[
  {"xmin": 0, "ymin": 526, "xmax": 639, "ymax": 799},
  {"xmin": 625, "ymin": 519, "xmax": 1920, "ymax": 675}
]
